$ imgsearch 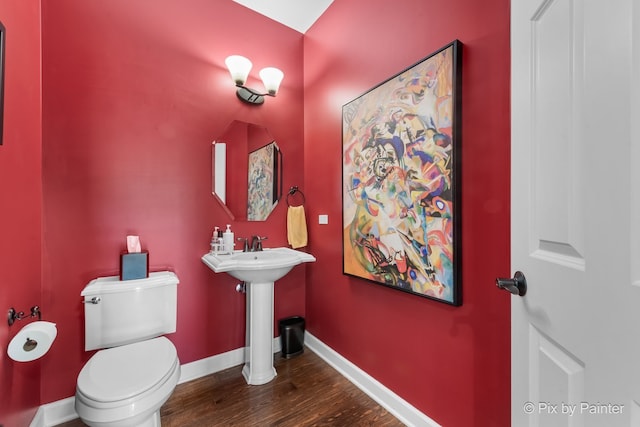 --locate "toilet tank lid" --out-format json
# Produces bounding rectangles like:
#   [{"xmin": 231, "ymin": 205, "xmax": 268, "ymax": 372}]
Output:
[{"xmin": 81, "ymin": 271, "xmax": 179, "ymax": 296}]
